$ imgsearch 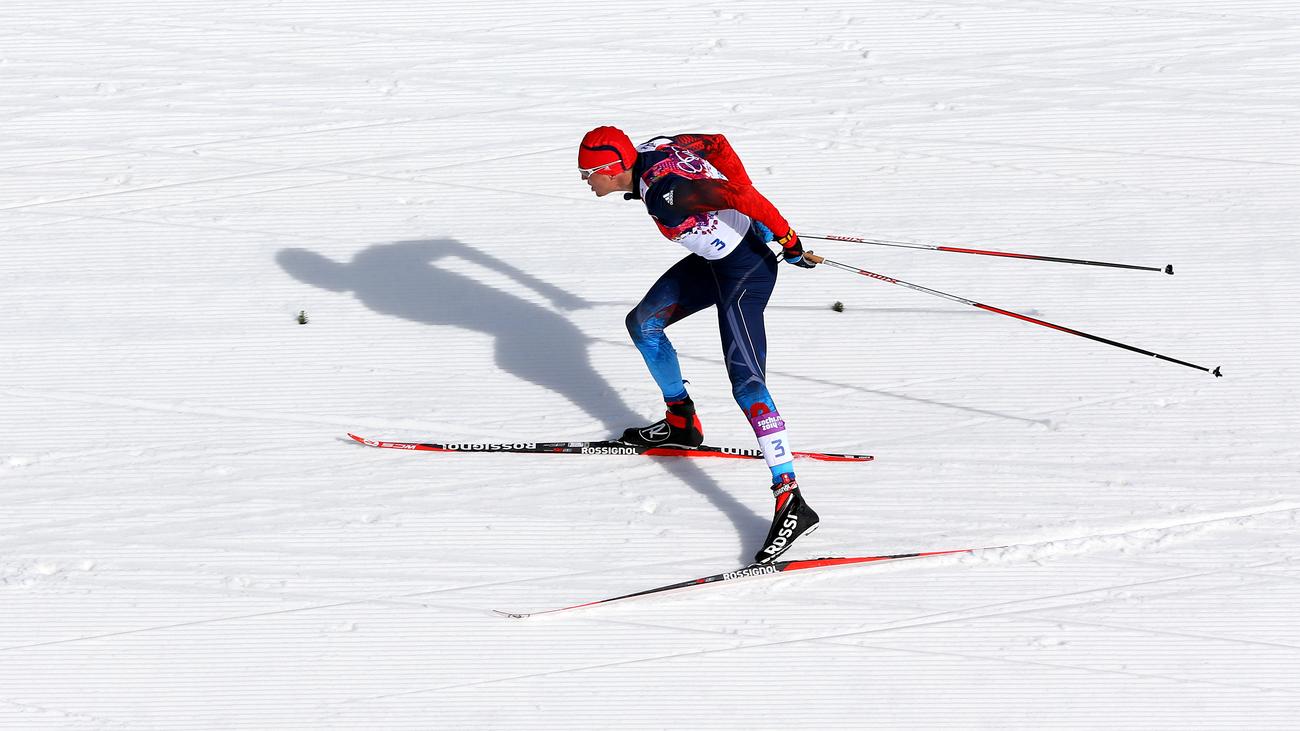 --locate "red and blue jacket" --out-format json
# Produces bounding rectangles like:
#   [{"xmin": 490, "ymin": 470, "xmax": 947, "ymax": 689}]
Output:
[{"xmin": 628, "ymin": 134, "xmax": 793, "ymax": 261}]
